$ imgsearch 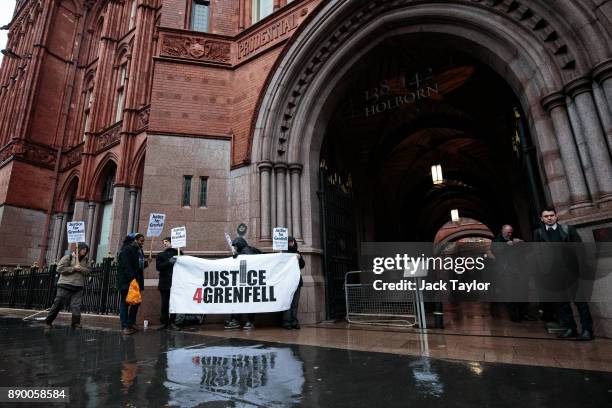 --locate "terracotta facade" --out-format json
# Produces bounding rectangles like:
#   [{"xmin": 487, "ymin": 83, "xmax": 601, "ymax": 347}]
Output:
[{"xmin": 1, "ymin": 0, "xmax": 612, "ymax": 333}]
